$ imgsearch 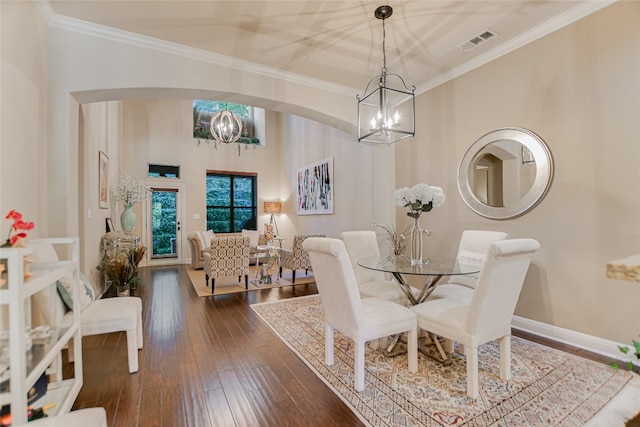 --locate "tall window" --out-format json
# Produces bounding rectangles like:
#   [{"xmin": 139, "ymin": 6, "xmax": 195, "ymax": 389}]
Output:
[{"xmin": 206, "ymin": 172, "xmax": 257, "ymax": 232}]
